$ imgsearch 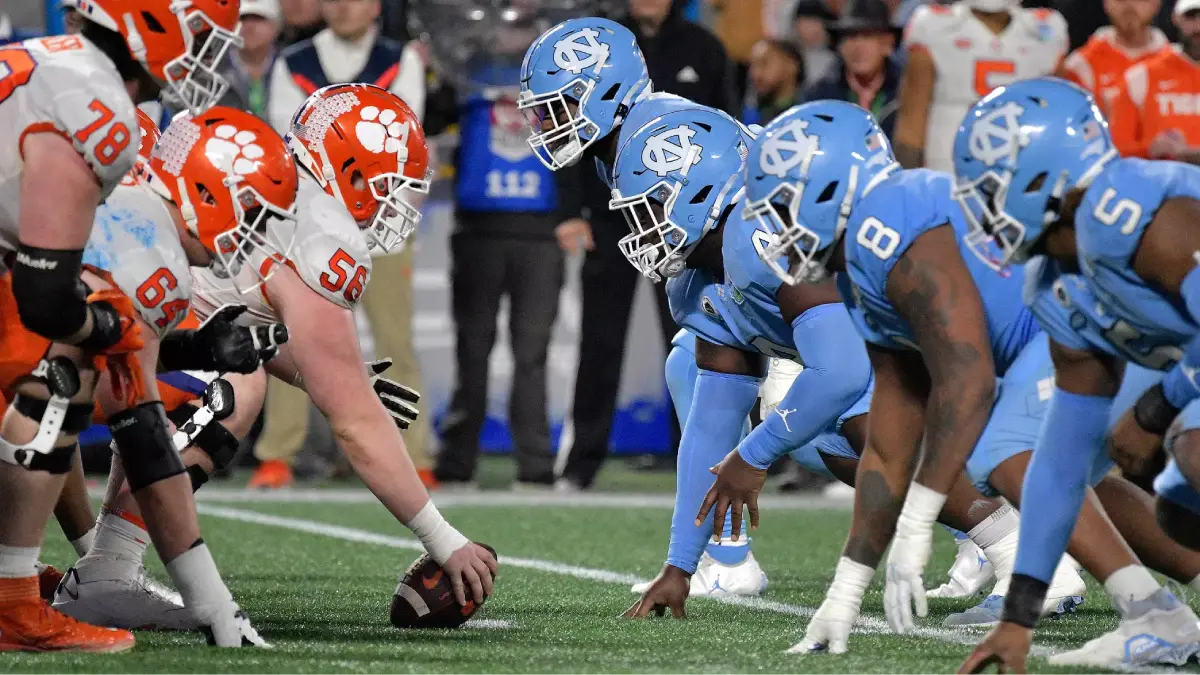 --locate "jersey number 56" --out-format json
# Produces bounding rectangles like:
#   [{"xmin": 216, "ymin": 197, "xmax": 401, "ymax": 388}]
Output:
[{"xmin": 320, "ymin": 249, "xmax": 368, "ymax": 304}]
